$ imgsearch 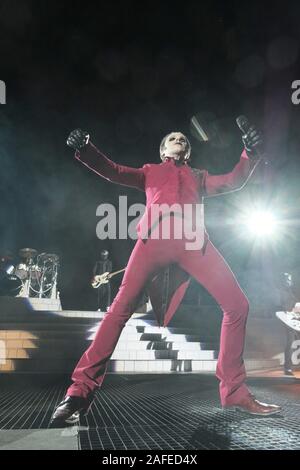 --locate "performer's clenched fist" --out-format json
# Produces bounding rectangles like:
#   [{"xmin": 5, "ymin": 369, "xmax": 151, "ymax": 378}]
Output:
[
  {"xmin": 242, "ymin": 125, "xmax": 263, "ymax": 158},
  {"xmin": 66, "ymin": 129, "xmax": 90, "ymax": 151}
]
